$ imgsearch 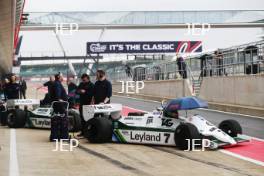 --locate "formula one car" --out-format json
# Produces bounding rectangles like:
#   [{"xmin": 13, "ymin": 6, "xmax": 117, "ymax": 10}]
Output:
[
  {"xmin": 82, "ymin": 97, "xmax": 249, "ymax": 150},
  {"xmin": 0, "ymin": 99, "xmax": 81, "ymax": 132}
]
